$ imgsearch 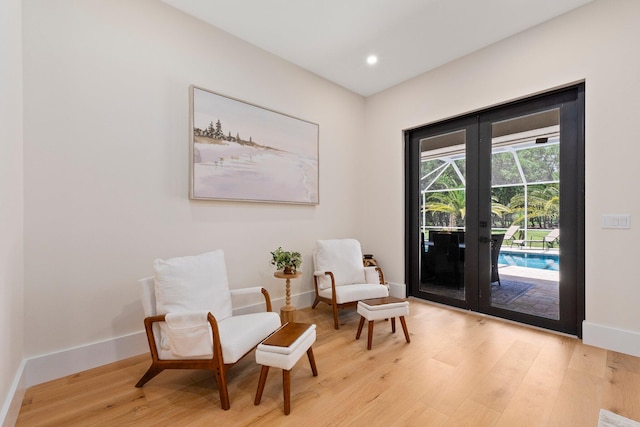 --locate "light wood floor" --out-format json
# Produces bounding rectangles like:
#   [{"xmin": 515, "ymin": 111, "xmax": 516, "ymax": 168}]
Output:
[{"xmin": 17, "ymin": 299, "xmax": 640, "ymax": 426}]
